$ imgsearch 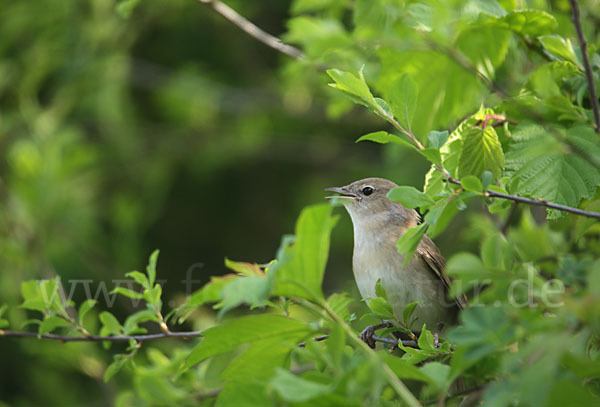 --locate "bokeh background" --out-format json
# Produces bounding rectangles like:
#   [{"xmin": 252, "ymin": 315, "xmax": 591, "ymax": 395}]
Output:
[{"xmin": 0, "ymin": 0, "xmax": 480, "ymax": 405}]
